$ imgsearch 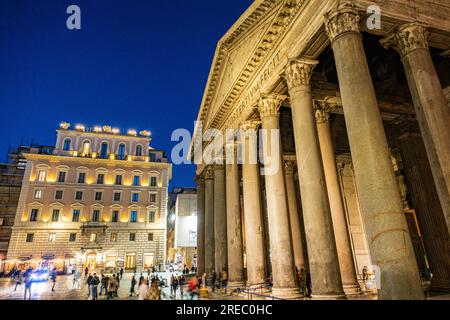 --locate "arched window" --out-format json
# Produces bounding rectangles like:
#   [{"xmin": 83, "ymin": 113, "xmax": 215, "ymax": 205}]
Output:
[
  {"xmin": 118, "ymin": 143, "xmax": 126, "ymax": 160},
  {"xmin": 82, "ymin": 140, "xmax": 91, "ymax": 157},
  {"xmin": 100, "ymin": 142, "xmax": 108, "ymax": 159},
  {"xmin": 135, "ymin": 145, "xmax": 143, "ymax": 156},
  {"xmin": 63, "ymin": 139, "xmax": 71, "ymax": 151}
]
